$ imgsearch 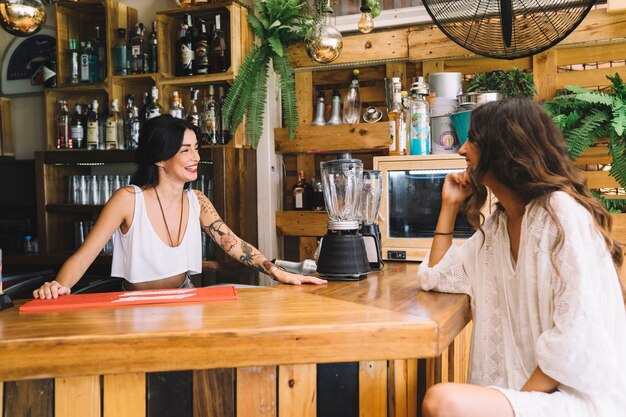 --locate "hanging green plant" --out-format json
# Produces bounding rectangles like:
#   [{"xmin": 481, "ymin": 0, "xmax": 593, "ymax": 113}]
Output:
[
  {"xmin": 467, "ymin": 68, "xmax": 535, "ymax": 99},
  {"xmin": 544, "ymin": 73, "xmax": 626, "ymax": 188},
  {"xmin": 222, "ymin": 0, "xmax": 311, "ymax": 149}
]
